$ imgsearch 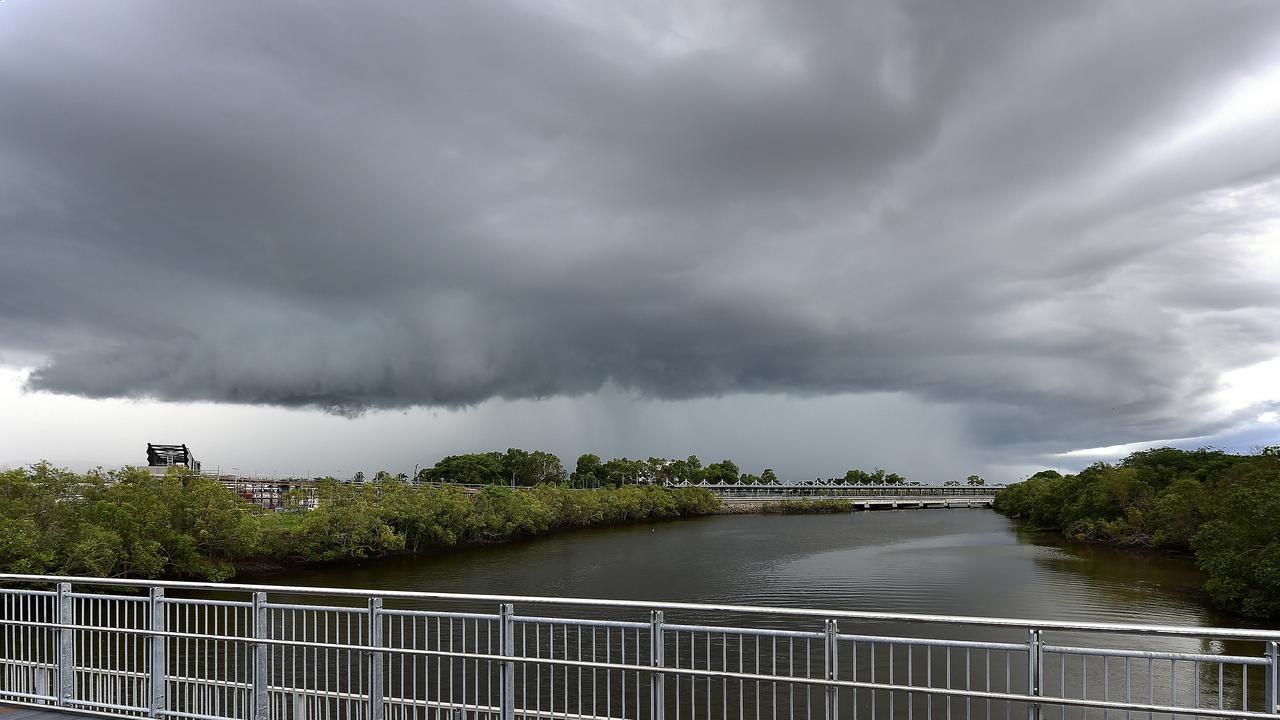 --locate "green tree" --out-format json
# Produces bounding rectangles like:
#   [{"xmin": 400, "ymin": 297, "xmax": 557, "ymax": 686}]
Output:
[
  {"xmin": 703, "ymin": 460, "xmax": 740, "ymax": 485},
  {"xmin": 424, "ymin": 453, "xmax": 504, "ymax": 485},
  {"xmin": 1192, "ymin": 456, "xmax": 1280, "ymax": 617},
  {"xmin": 844, "ymin": 469, "xmax": 872, "ymax": 484},
  {"xmin": 666, "ymin": 455, "xmax": 704, "ymax": 483},
  {"xmin": 570, "ymin": 454, "xmax": 604, "ymax": 488}
]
